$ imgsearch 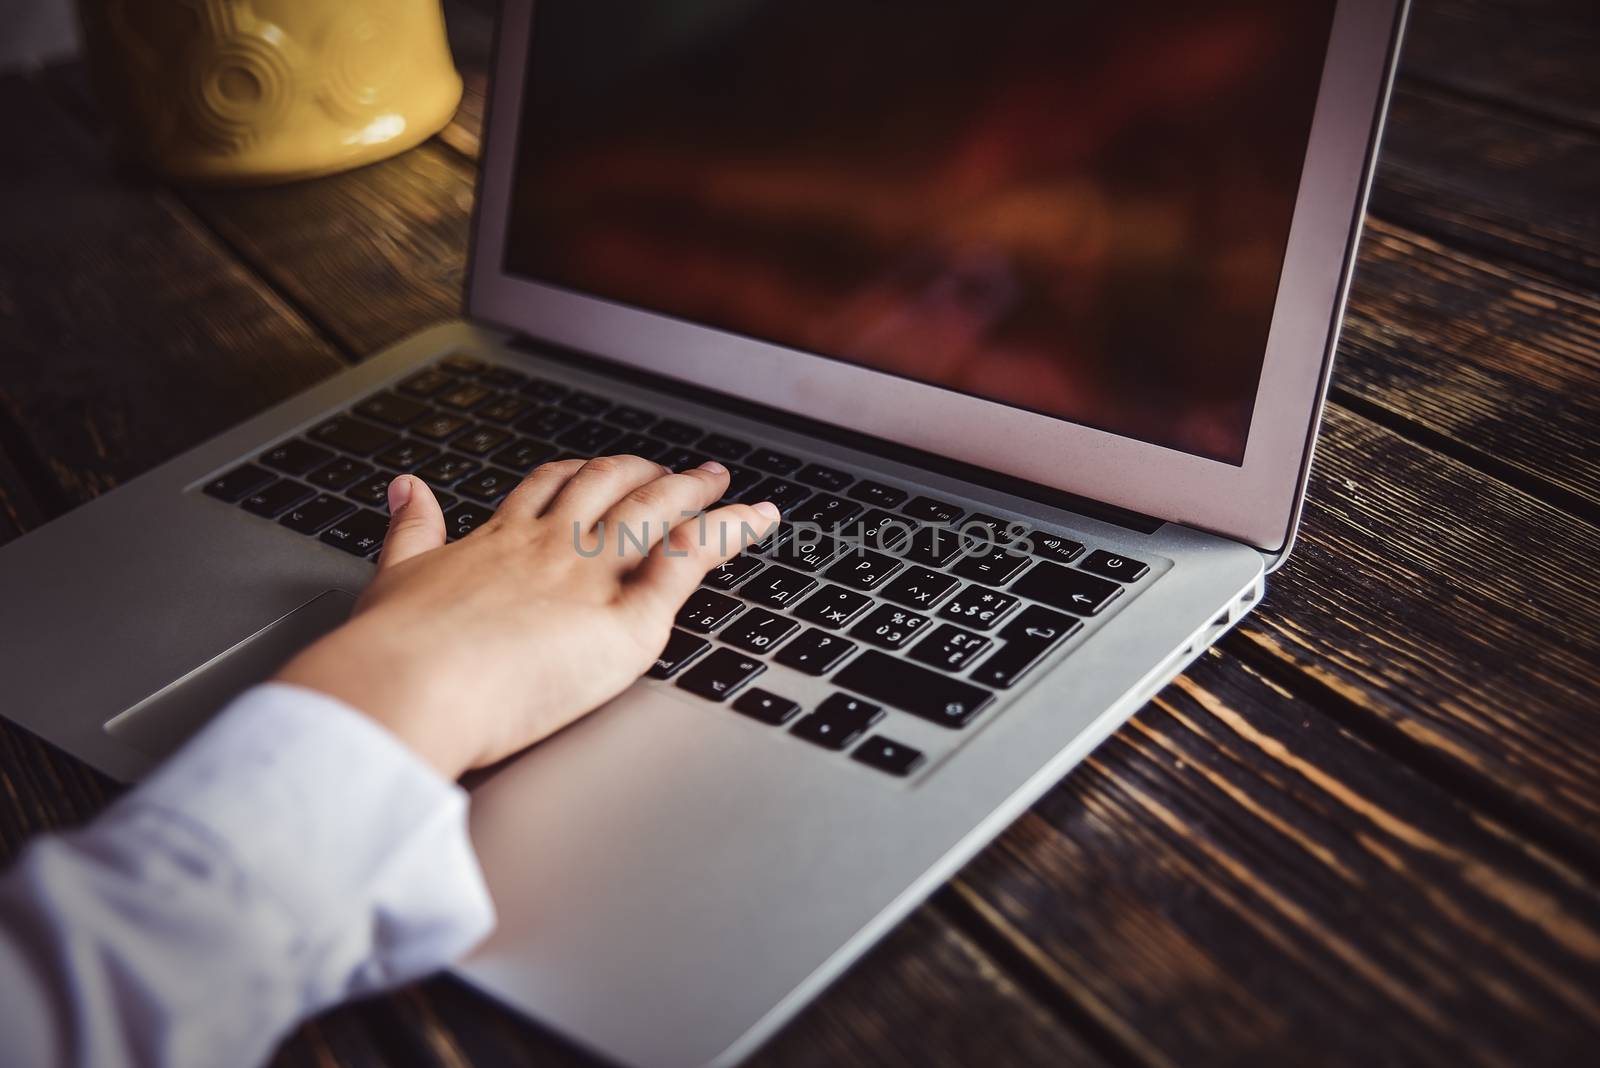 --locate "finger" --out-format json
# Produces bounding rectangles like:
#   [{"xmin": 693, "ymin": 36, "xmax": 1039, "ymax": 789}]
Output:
[
  {"xmin": 376, "ymin": 475, "xmax": 446, "ymax": 570},
  {"xmin": 495, "ymin": 457, "xmax": 589, "ymax": 519},
  {"xmin": 542, "ymin": 453, "xmax": 679, "ymax": 526},
  {"xmin": 625, "ymin": 500, "xmax": 780, "ymax": 613},
  {"xmin": 600, "ymin": 461, "xmax": 736, "ymax": 560}
]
